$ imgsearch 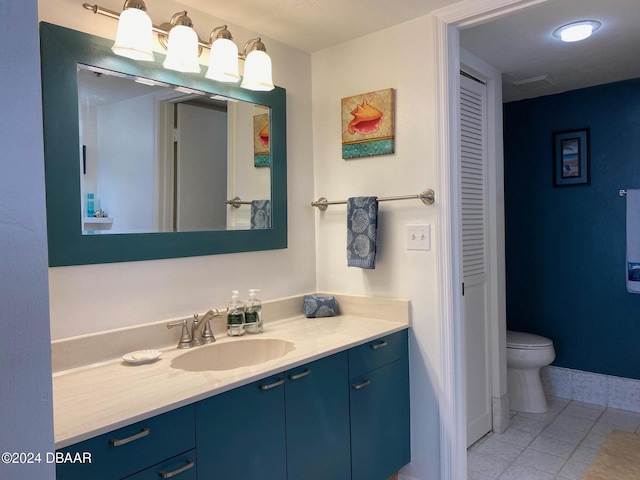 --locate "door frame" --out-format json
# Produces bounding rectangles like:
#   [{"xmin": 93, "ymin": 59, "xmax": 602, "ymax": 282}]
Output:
[{"xmin": 431, "ymin": 1, "xmax": 551, "ymax": 478}]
